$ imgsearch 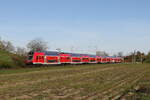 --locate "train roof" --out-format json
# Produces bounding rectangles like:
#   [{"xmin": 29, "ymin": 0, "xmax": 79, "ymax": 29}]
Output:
[
  {"xmin": 70, "ymin": 53, "xmax": 81, "ymax": 57},
  {"xmin": 88, "ymin": 55, "xmax": 97, "ymax": 57},
  {"xmin": 80, "ymin": 54, "xmax": 89, "ymax": 56},
  {"xmin": 31, "ymin": 51, "xmax": 123, "ymax": 58},
  {"xmin": 43, "ymin": 51, "xmax": 59, "ymax": 56}
]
